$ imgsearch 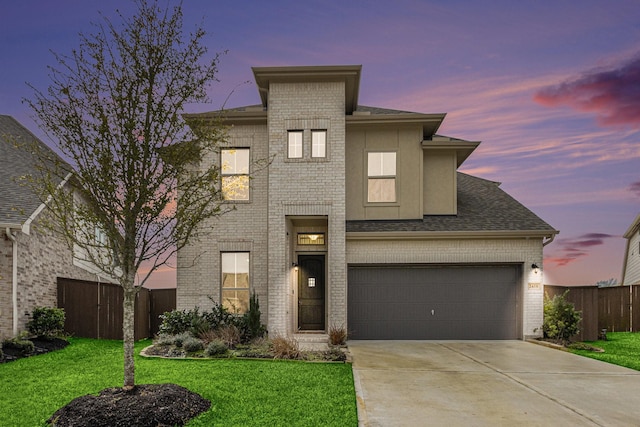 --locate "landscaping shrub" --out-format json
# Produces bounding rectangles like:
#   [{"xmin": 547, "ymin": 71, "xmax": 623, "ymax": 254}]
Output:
[
  {"xmin": 542, "ymin": 291, "xmax": 582, "ymax": 344},
  {"xmin": 241, "ymin": 293, "xmax": 266, "ymax": 341},
  {"xmin": 27, "ymin": 306, "xmax": 65, "ymax": 339},
  {"xmin": 205, "ymin": 339, "xmax": 228, "ymax": 356},
  {"xmin": 172, "ymin": 332, "xmax": 193, "ymax": 348},
  {"xmin": 202, "ymin": 298, "xmax": 236, "ymax": 330},
  {"xmin": 212, "ymin": 325, "xmax": 242, "ymax": 348},
  {"xmin": 270, "ymin": 335, "xmax": 300, "ymax": 360},
  {"xmin": 183, "ymin": 336, "xmax": 204, "ymax": 353},
  {"xmin": 3, "ymin": 336, "xmax": 35, "ymax": 356},
  {"xmin": 158, "ymin": 308, "xmax": 202, "ymax": 335},
  {"xmin": 154, "ymin": 333, "xmax": 176, "ymax": 346},
  {"xmin": 328, "ymin": 324, "xmax": 347, "ymax": 346}
]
